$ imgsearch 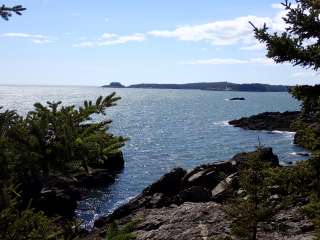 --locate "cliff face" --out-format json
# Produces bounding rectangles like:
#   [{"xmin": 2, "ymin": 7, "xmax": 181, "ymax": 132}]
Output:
[{"xmin": 87, "ymin": 149, "xmax": 315, "ymax": 240}]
